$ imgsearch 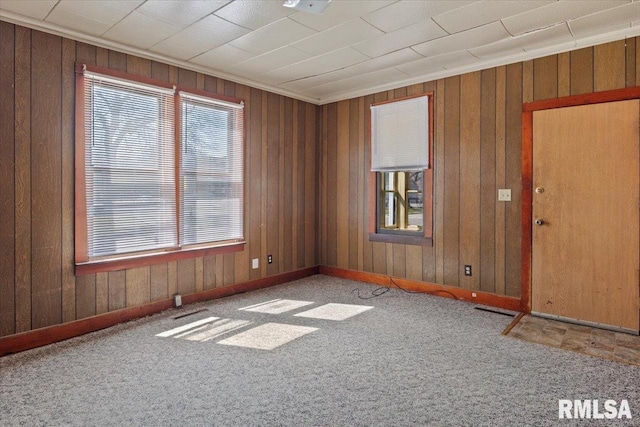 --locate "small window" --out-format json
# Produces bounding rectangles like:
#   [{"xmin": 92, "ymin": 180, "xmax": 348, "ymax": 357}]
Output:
[{"xmin": 369, "ymin": 94, "xmax": 433, "ymax": 245}]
